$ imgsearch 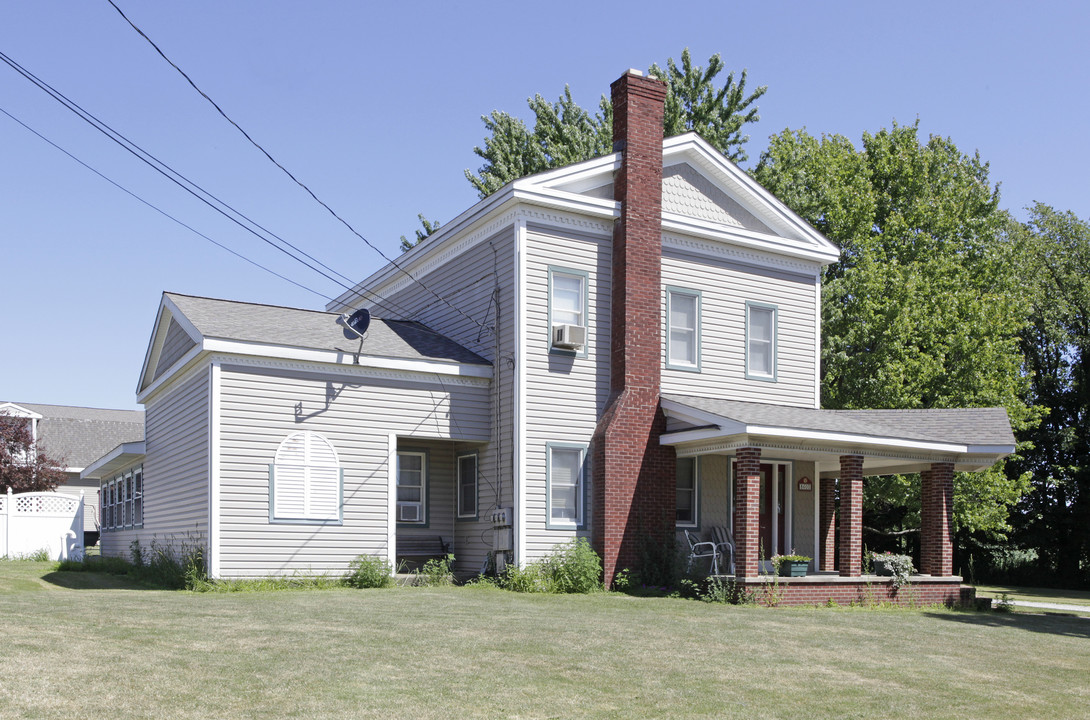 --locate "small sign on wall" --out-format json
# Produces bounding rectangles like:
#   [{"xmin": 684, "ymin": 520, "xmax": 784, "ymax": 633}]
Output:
[{"xmin": 797, "ymin": 476, "xmax": 813, "ymax": 492}]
